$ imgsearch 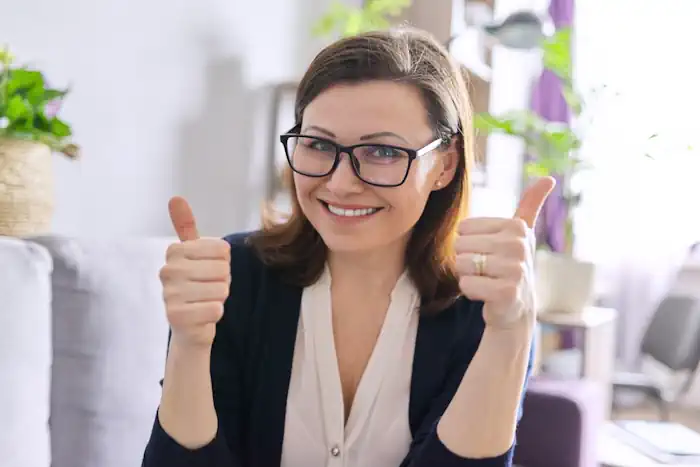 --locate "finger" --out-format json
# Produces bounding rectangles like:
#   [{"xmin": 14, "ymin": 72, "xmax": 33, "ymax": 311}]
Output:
[
  {"xmin": 457, "ymin": 217, "xmax": 511, "ymax": 235},
  {"xmin": 160, "ymin": 260, "xmax": 231, "ymax": 283},
  {"xmin": 514, "ymin": 177, "xmax": 556, "ymax": 228},
  {"xmin": 166, "ymin": 238, "xmax": 230, "ymax": 262},
  {"xmin": 459, "ymin": 275, "xmax": 518, "ymax": 304},
  {"xmin": 169, "ymin": 196, "xmax": 200, "ymax": 241},
  {"xmin": 163, "ymin": 281, "xmax": 230, "ymax": 303},
  {"xmin": 456, "ymin": 253, "xmax": 524, "ymax": 280},
  {"xmin": 168, "ymin": 302, "xmax": 224, "ymax": 327},
  {"xmin": 455, "ymin": 233, "xmax": 528, "ymax": 260}
]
